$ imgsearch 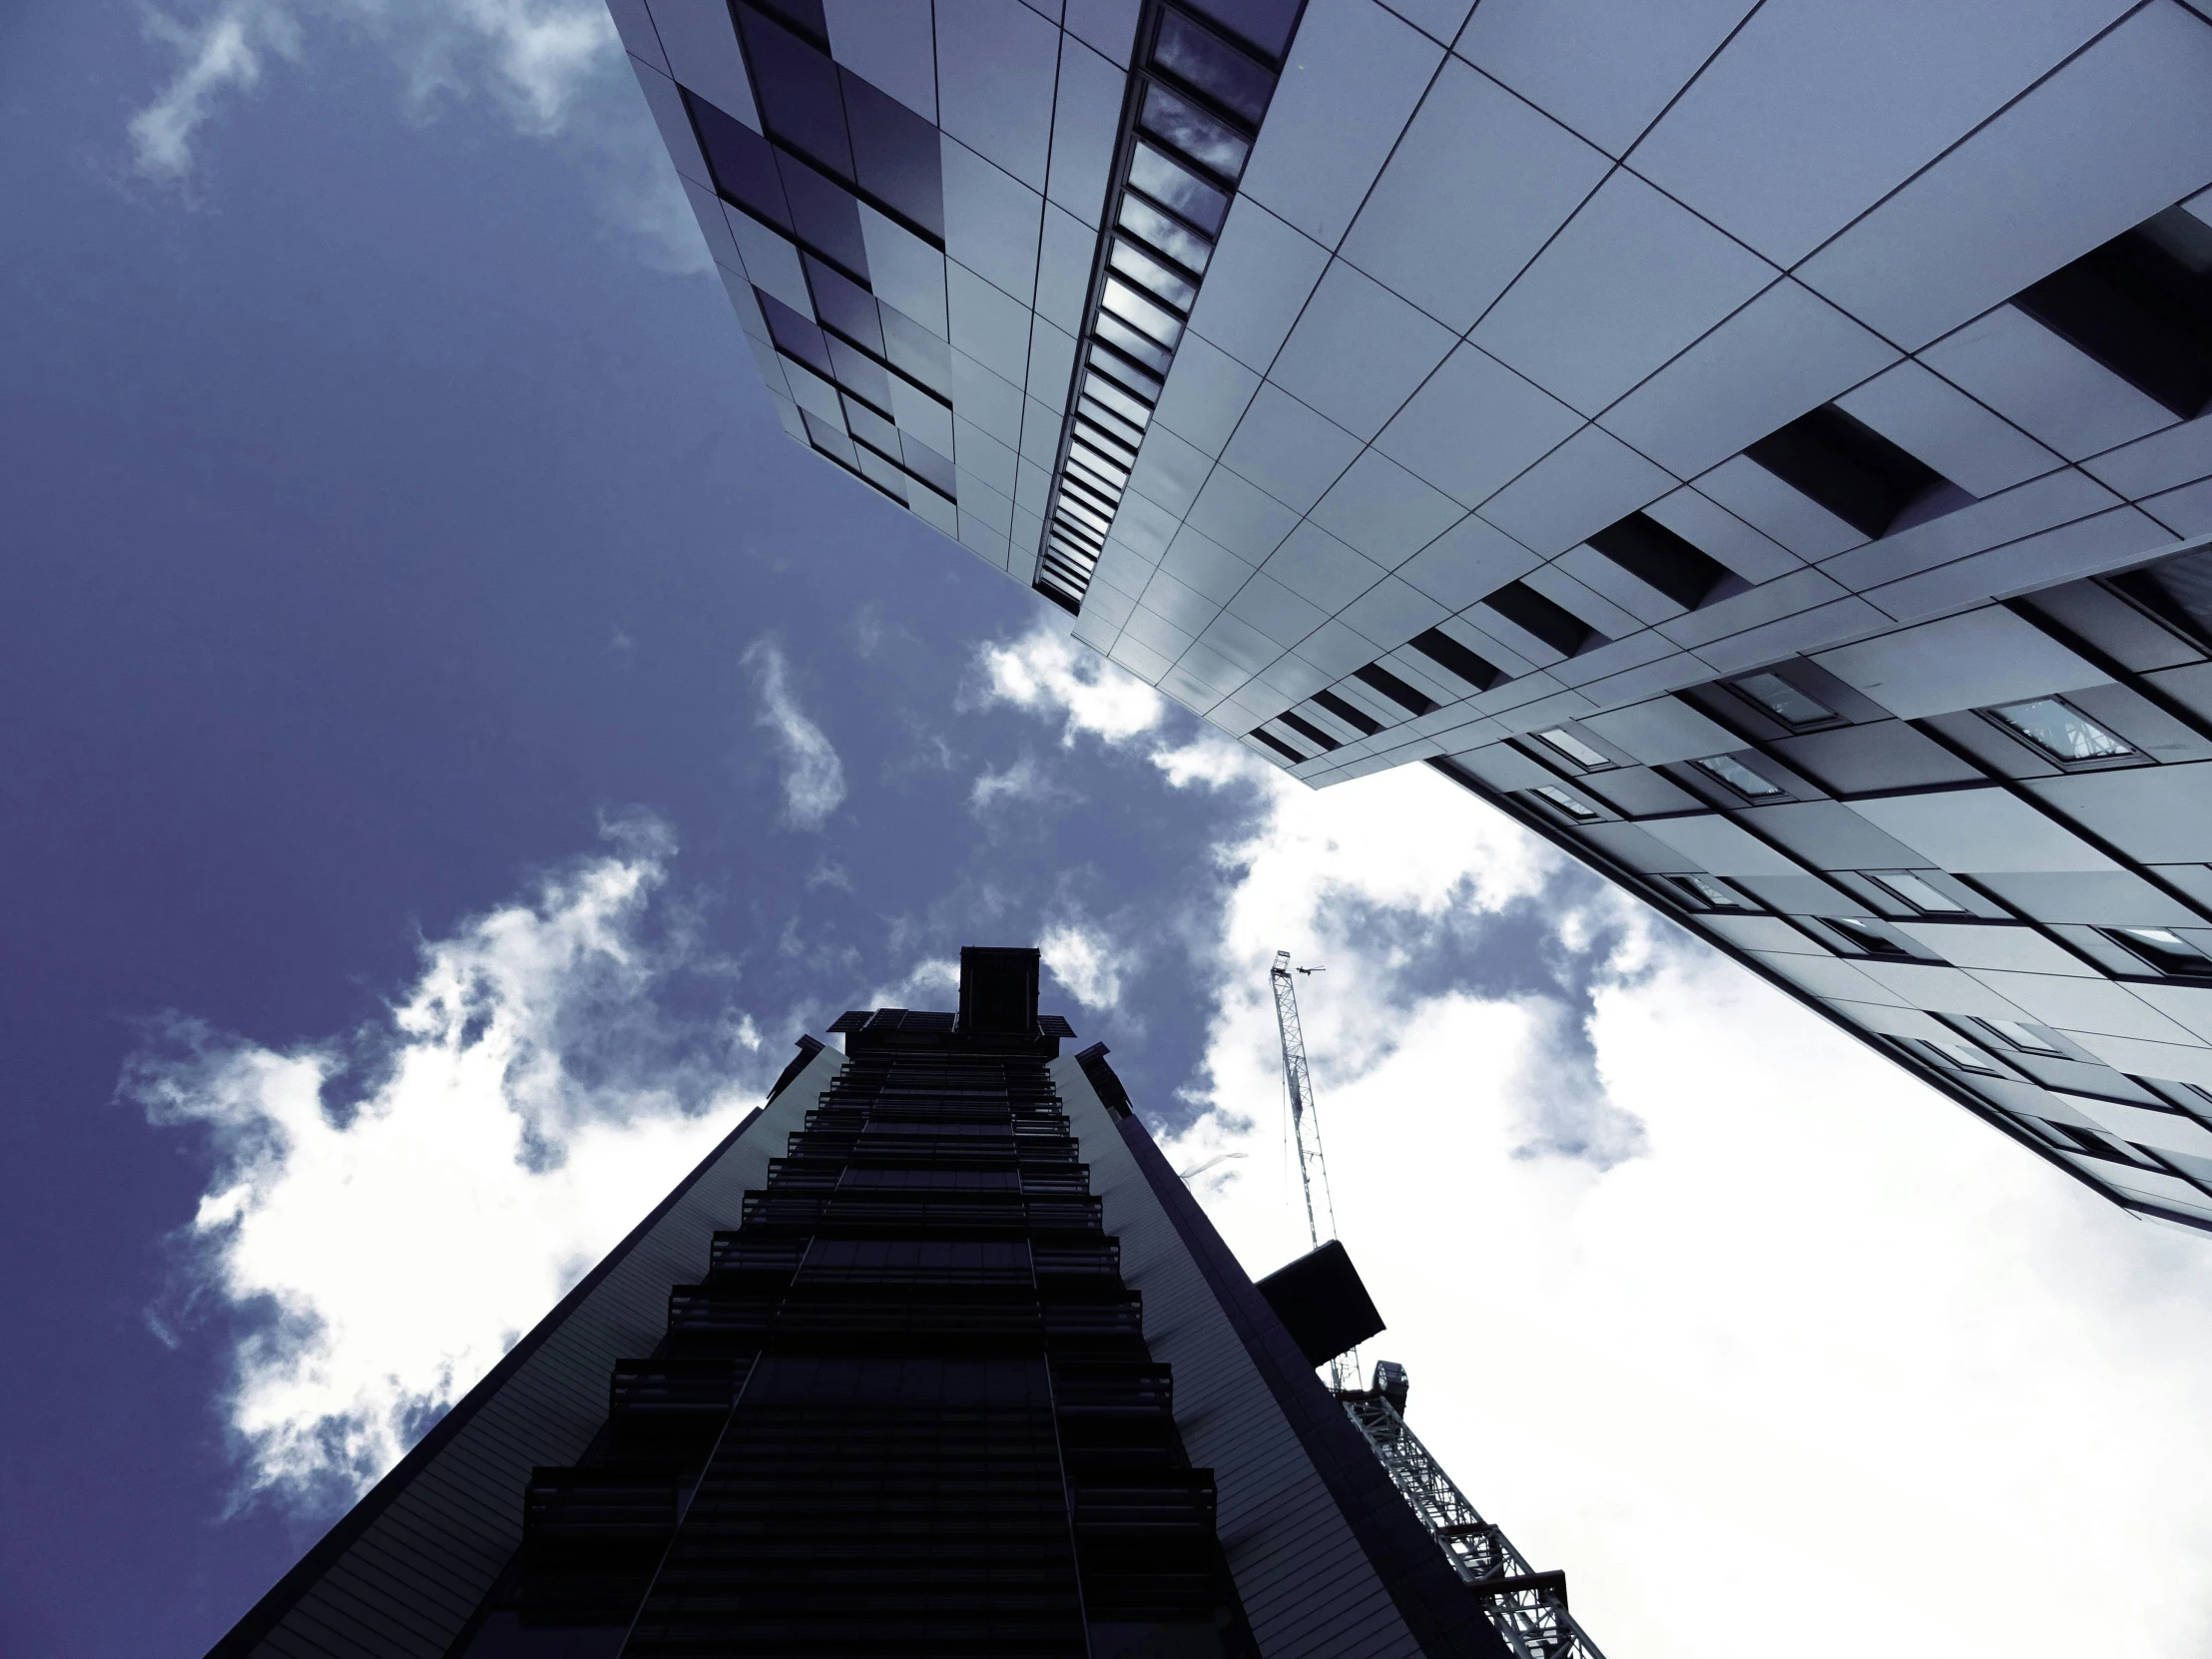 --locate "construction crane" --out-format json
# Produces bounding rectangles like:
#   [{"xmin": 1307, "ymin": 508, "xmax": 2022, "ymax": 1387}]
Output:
[{"xmin": 1267, "ymin": 953, "xmax": 1609, "ymax": 1659}]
